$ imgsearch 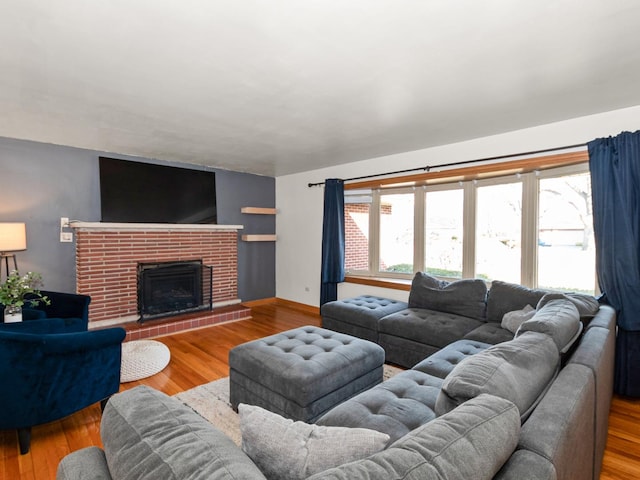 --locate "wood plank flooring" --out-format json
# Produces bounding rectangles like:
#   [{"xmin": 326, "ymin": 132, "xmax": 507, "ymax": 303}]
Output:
[{"xmin": 1, "ymin": 302, "xmax": 638, "ymax": 479}]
